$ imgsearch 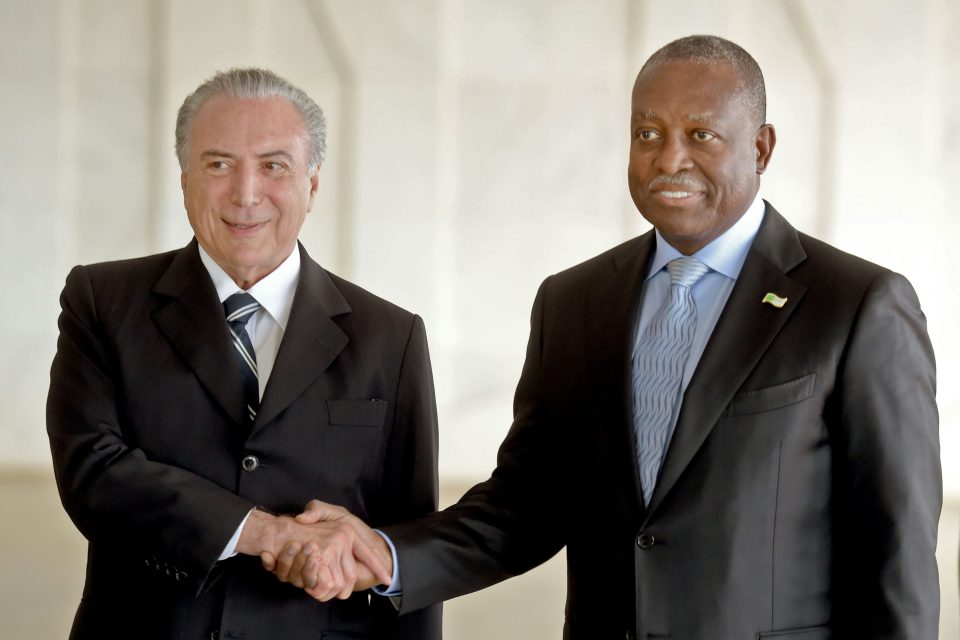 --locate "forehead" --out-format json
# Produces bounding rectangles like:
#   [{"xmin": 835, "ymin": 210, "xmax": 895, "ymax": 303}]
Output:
[
  {"xmin": 189, "ymin": 95, "xmax": 308, "ymax": 156},
  {"xmin": 631, "ymin": 61, "xmax": 745, "ymax": 121}
]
